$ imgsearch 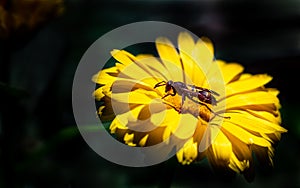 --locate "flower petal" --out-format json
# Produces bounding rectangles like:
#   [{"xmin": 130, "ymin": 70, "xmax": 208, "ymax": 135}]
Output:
[
  {"xmin": 222, "ymin": 128, "xmax": 252, "ymax": 161},
  {"xmin": 178, "ymin": 32, "xmax": 206, "ymax": 84},
  {"xmin": 245, "ymin": 109, "xmax": 281, "ymax": 124},
  {"xmin": 223, "ymin": 111, "xmax": 287, "ymax": 134},
  {"xmin": 221, "ymin": 121, "xmax": 271, "ymax": 147},
  {"xmin": 218, "ymin": 62, "xmax": 244, "ymax": 84},
  {"xmin": 139, "ymin": 134, "xmax": 149, "ymax": 146},
  {"xmin": 156, "ymin": 37, "xmax": 181, "ymax": 65},
  {"xmin": 92, "ymin": 67, "xmax": 119, "ymax": 85},
  {"xmin": 111, "ymin": 49, "xmax": 136, "ymax": 66},
  {"xmin": 93, "ymin": 87, "xmax": 105, "ymax": 100},
  {"xmin": 201, "ymin": 37, "xmax": 214, "ymax": 55},
  {"xmin": 207, "ymin": 127, "xmax": 232, "ymax": 168},
  {"xmin": 111, "ymin": 78, "xmax": 155, "ymax": 93},
  {"xmin": 176, "ymin": 138, "xmax": 198, "ymax": 165},
  {"xmin": 228, "ymin": 152, "xmax": 250, "ymax": 173},
  {"xmin": 124, "ymin": 133, "xmax": 136, "ymax": 146},
  {"xmin": 156, "ymin": 37, "xmax": 184, "ymax": 82},
  {"xmin": 110, "ymin": 89, "xmax": 160, "ymax": 104},
  {"xmin": 172, "ymin": 114, "xmax": 198, "ymax": 140},
  {"xmin": 178, "ymin": 32, "xmax": 195, "ymax": 55},
  {"xmin": 110, "ymin": 117, "xmax": 128, "ymax": 133},
  {"xmin": 191, "ymin": 39, "xmax": 214, "ymax": 78},
  {"xmin": 116, "ymin": 60, "xmax": 159, "ymax": 83},
  {"xmin": 219, "ymin": 91, "xmax": 280, "ymax": 112},
  {"xmin": 114, "ymin": 104, "xmax": 146, "ymax": 126},
  {"xmin": 135, "ymin": 57, "xmax": 172, "ymax": 81},
  {"xmin": 225, "ymin": 74, "xmax": 273, "ymax": 96}
]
